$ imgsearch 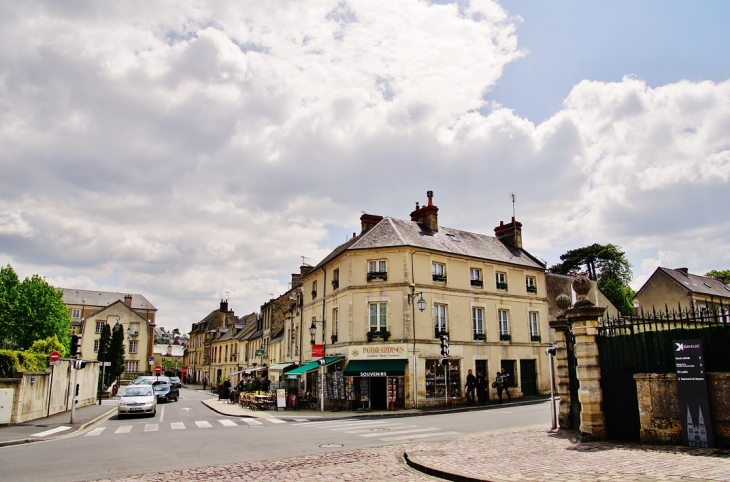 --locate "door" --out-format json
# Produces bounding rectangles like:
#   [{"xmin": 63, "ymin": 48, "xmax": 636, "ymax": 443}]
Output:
[
  {"xmin": 519, "ymin": 360, "xmax": 537, "ymax": 396},
  {"xmin": 0, "ymin": 388, "xmax": 13, "ymax": 424},
  {"xmin": 370, "ymin": 377, "xmax": 387, "ymax": 410}
]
